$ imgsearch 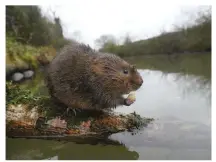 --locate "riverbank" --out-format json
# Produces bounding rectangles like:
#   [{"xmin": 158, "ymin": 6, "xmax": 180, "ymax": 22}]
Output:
[
  {"xmin": 6, "ymin": 37, "xmax": 56, "ymax": 82},
  {"xmin": 124, "ymin": 52, "xmax": 211, "ymax": 79}
]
